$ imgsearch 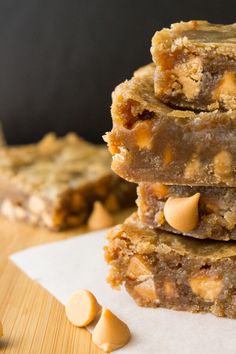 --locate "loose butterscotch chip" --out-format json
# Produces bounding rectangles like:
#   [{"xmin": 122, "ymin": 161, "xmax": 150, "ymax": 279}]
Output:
[
  {"xmin": 65, "ymin": 290, "xmax": 100, "ymax": 327},
  {"xmin": 0, "ymin": 320, "xmax": 3, "ymax": 337},
  {"xmin": 88, "ymin": 201, "xmax": 114, "ymax": 230},
  {"xmin": 189, "ymin": 275, "xmax": 223, "ymax": 301},
  {"xmin": 92, "ymin": 308, "xmax": 131, "ymax": 352},
  {"xmin": 173, "ymin": 57, "xmax": 203, "ymax": 99},
  {"xmin": 163, "ymin": 193, "xmax": 200, "ymax": 232},
  {"xmin": 126, "ymin": 256, "xmax": 152, "ymax": 279}
]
